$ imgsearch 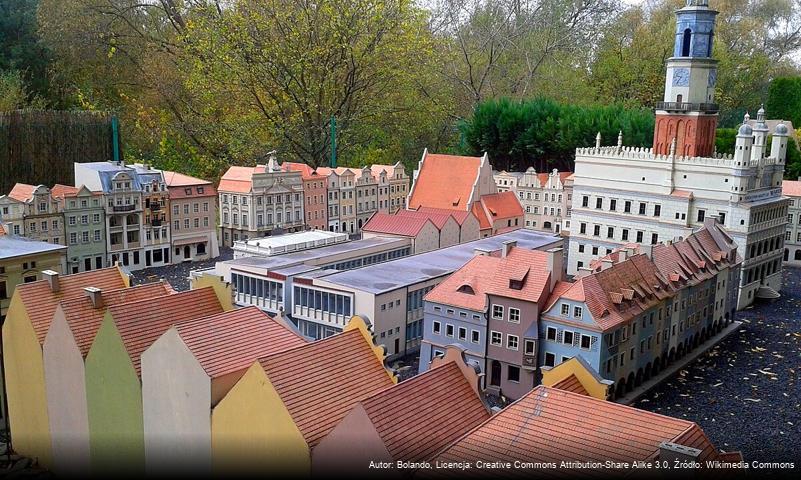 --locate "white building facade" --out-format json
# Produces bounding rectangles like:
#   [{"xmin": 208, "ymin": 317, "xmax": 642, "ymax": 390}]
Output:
[{"xmin": 568, "ymin": 0, "xmax": 789, "ymax": 309}]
